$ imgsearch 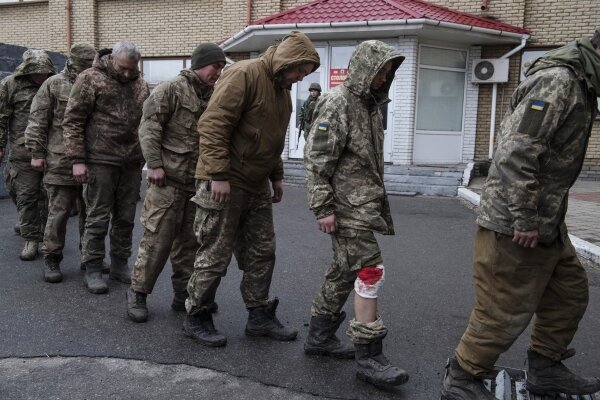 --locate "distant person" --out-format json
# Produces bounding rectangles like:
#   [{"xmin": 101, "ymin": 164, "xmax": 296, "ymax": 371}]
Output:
[
  {"xmin": 297, "ymin": 82, "xmax": 321, "ymax": 142},
  {"xmin": 0, "ymin": 49, "xmax": 55, "ymax": 261},
  {"xmin": 441, "ymin": 28, "xmax": 600, "ymax": 400},
  {"xmin": 63, "ymin": 40, "xmax": 149, "ymax": 294},
  {"xmin": 303, "ymin": 40, "xmax": 408, "ymax": 390},
  {"xmin": 183, "ymin": 31, "xmax": 320, "ymax": 347},
  {"xmin": 25, "ymin": 43, "xmax": 96, "ymax": 283},
  {"xmin": 126, "ymin": 43, "xmax": 226, "ymax": 322}
]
